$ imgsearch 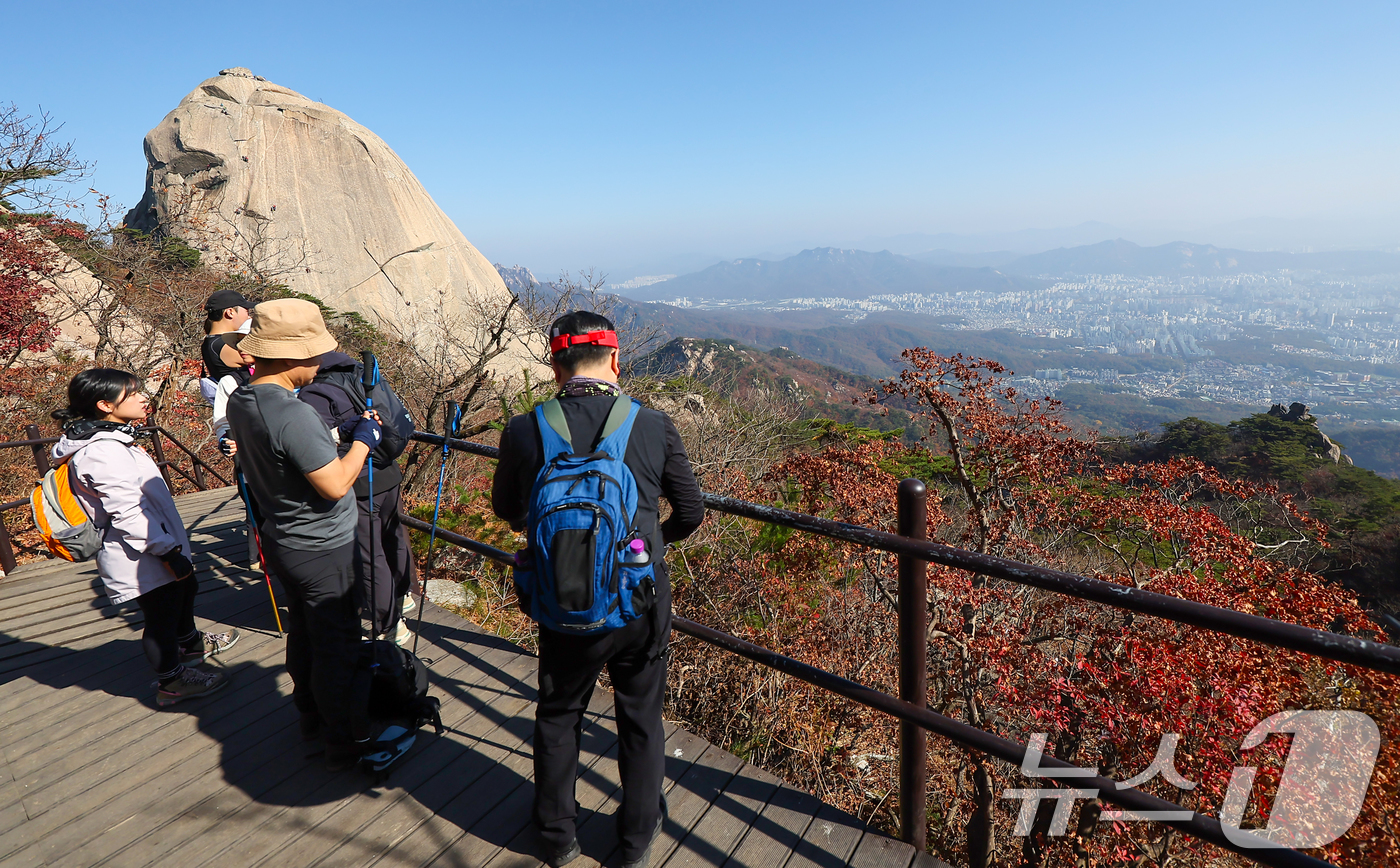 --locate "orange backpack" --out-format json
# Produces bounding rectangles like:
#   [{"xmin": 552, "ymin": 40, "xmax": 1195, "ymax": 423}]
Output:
[{"xmin": 31, "ymin": 464, "xmax": 102, "ymax": 561}]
